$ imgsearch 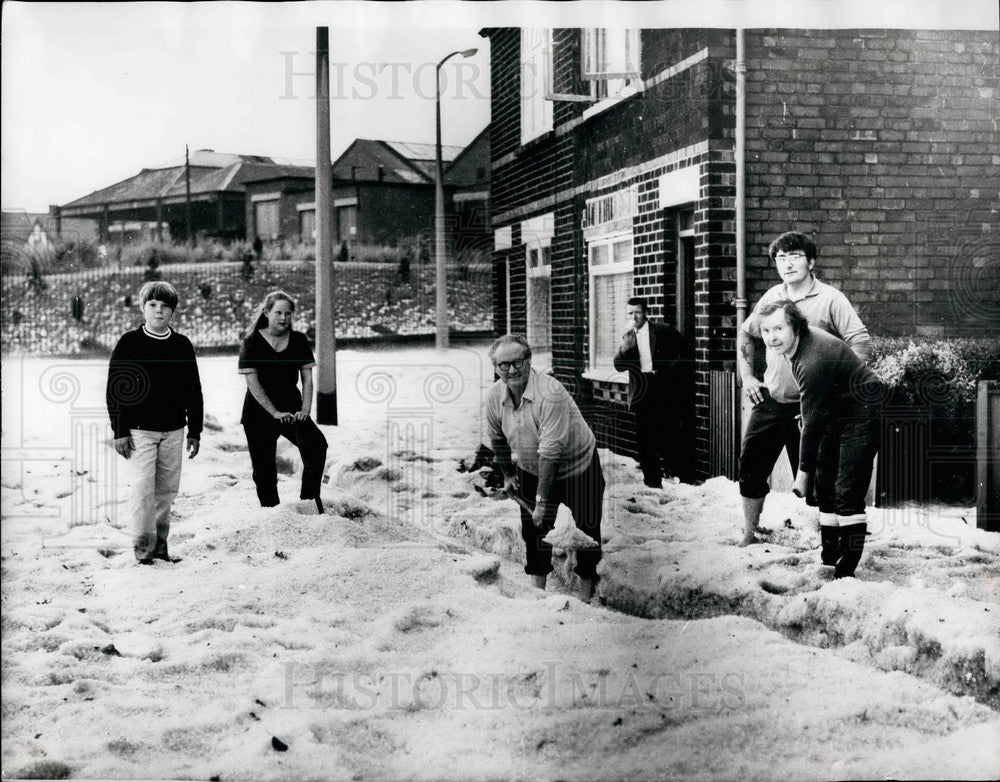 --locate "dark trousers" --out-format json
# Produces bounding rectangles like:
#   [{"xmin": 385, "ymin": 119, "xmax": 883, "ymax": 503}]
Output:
[
  {"xmin": 243, "ymin": 416, "xmax": 328, "ymax": 507},
  {"xmin": 634, "ymin": 373, "xmax": 690, "ymax": 484},
  {"xmin": 515, "ymin": 450, "xmax": 605, "ymax": 581},
  {"xmin": 815, "ymin": 402, "xmax": 881, "ymax": 518},
  {"xmin": 738, "ymin": 395, "xmax": 802, "ymax": 499}
]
